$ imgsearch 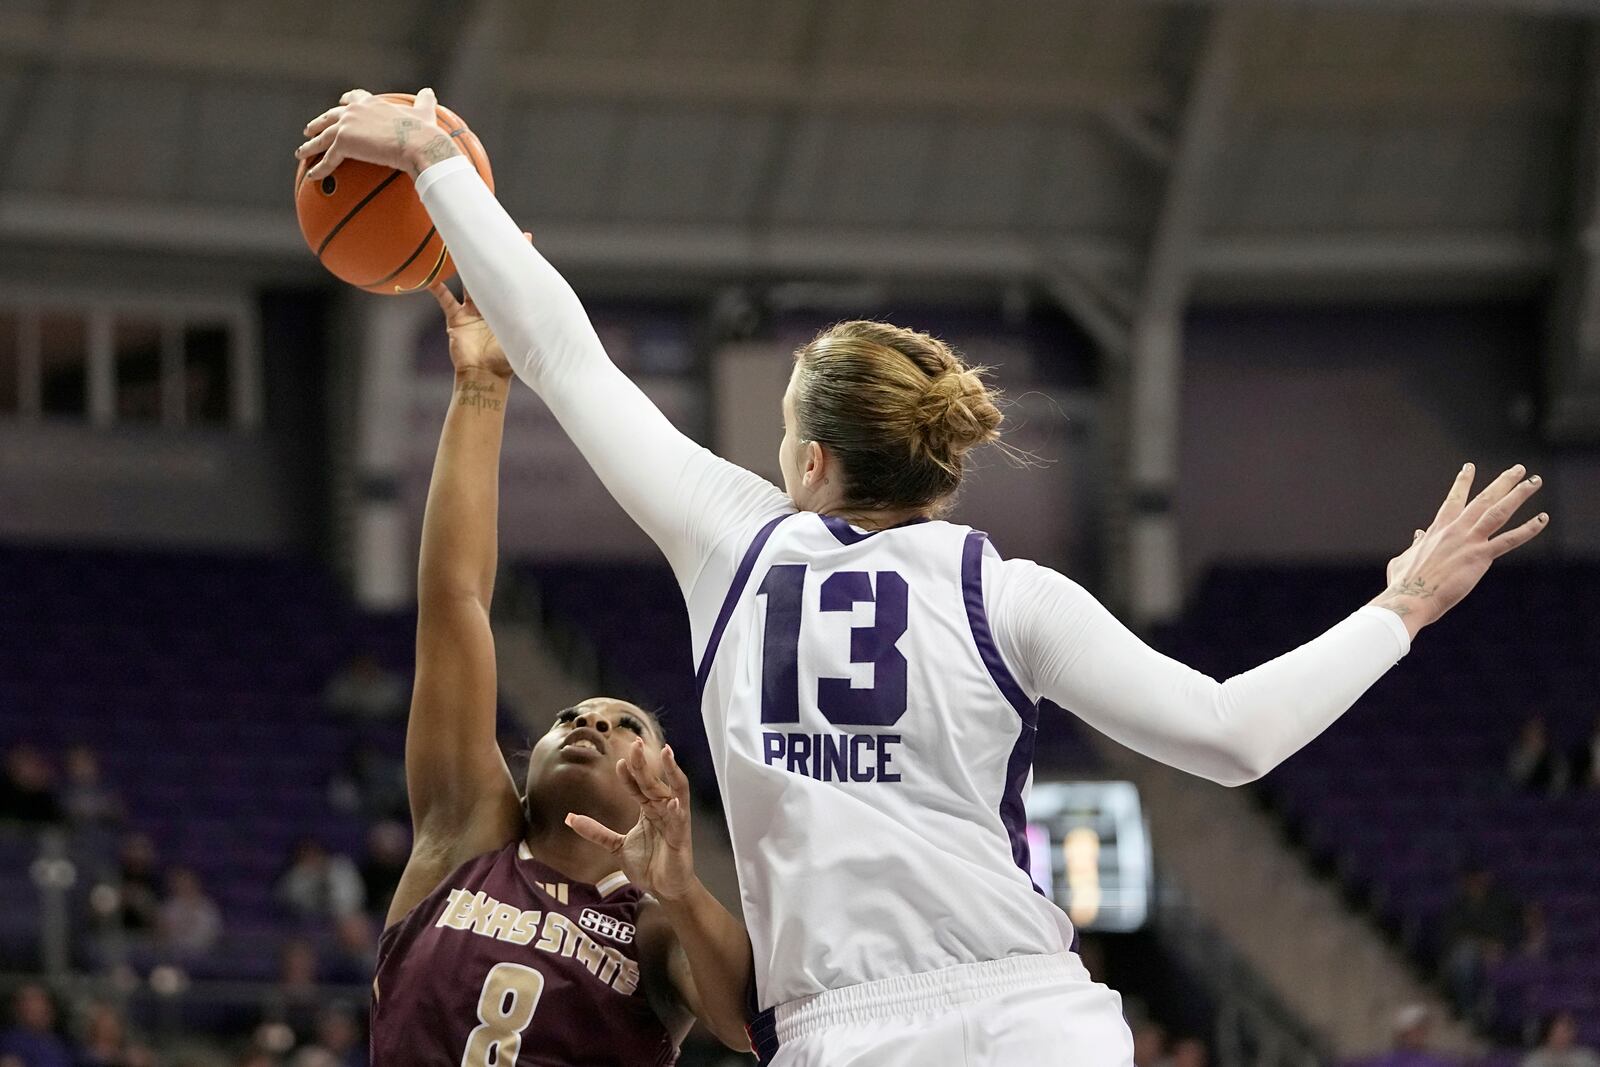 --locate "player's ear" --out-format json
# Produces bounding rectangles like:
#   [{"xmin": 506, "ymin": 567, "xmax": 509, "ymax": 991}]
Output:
[{"xmin": 802, "ymin": 440, "xmax": 827, "ymax": 488}]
